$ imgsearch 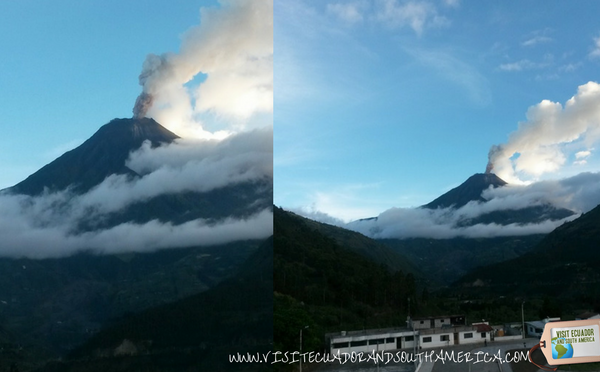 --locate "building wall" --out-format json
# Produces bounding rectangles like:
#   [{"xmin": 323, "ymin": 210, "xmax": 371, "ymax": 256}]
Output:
[
  {"xmin": 459, "ymin": 330, "xmax": 489, "ymax": 345},
  {"xmin": 329, "ymin": 331, "xmax": 416, "ymax": 354},
  {"xmin": 413, "ymin": 317, "xmax": 451, "ymax": 330},
  {"xmin": 525, "ymin": 324, "xmax": 543, "ymax": 338},
  {"xmin": 420, "ymin": 333, "xmax": 453, "ymax": 349}
]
